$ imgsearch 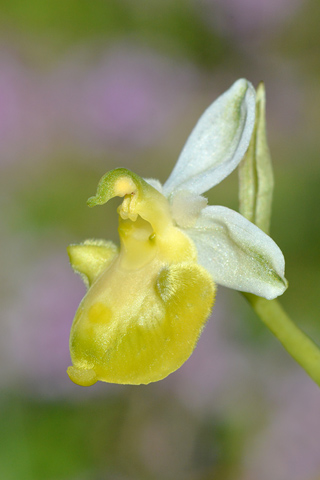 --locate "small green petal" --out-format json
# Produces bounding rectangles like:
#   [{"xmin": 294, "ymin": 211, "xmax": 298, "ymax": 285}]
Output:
[{"xmin": 67, "ymin": 239, "xmax": 118, "ymax": 287}]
